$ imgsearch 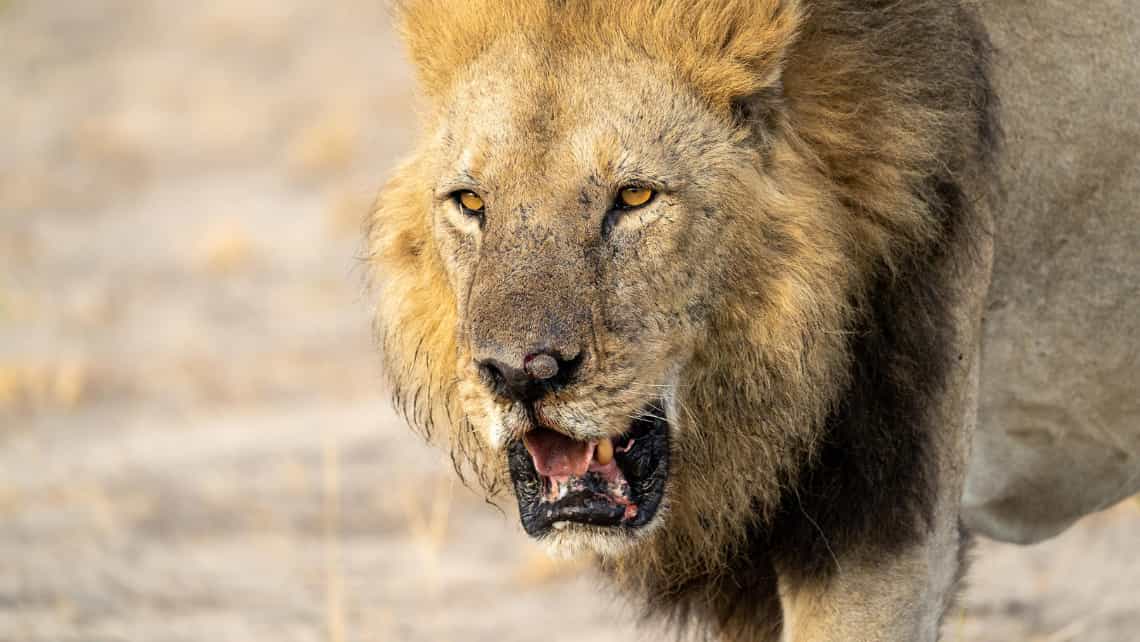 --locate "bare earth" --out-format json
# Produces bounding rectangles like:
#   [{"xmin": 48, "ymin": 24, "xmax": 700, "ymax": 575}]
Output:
[{"xmin": 1, "ymin": 2, "xmax": 1137, "ymax": 641}]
